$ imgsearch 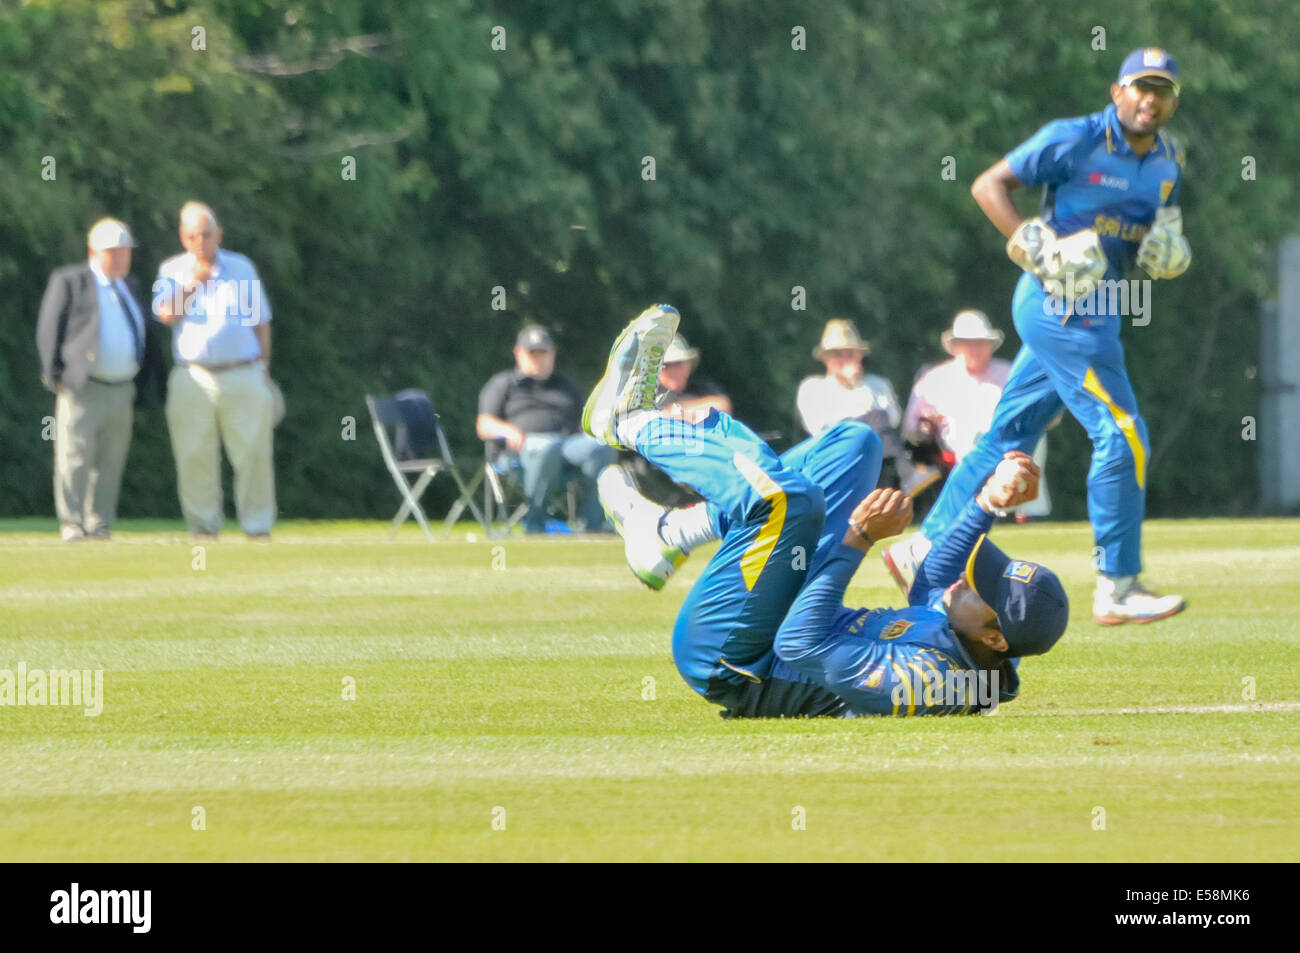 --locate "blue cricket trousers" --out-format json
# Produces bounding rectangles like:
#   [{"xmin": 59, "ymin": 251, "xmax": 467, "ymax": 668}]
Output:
[
  {"xmin": 919, "ymin": 273, "xmax": 1149, "ymax": 577},
  {"xmin": 635, "ymin": 414, "xmax": 882, "ymax": 714}
]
